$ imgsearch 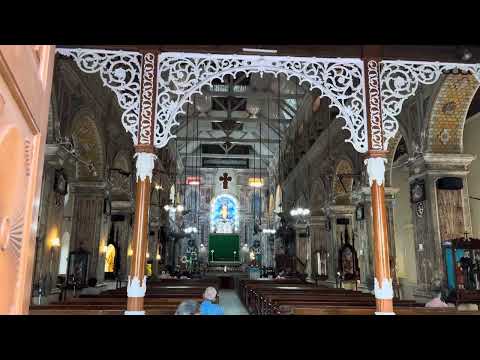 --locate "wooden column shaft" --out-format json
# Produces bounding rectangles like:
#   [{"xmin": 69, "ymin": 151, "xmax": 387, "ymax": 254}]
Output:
[{"xmin": 126, "ymin": 178, "xmax": 151, "ymax": 312}]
